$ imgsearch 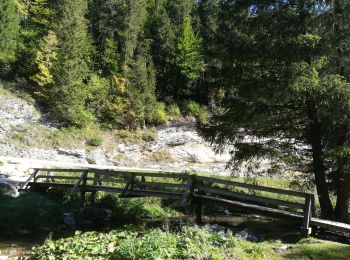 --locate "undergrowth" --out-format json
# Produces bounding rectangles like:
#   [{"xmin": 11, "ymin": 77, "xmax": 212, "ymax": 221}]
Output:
[{"xmin": 24, "ymin": 226, "xmax": 277, "ymax": 260}]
